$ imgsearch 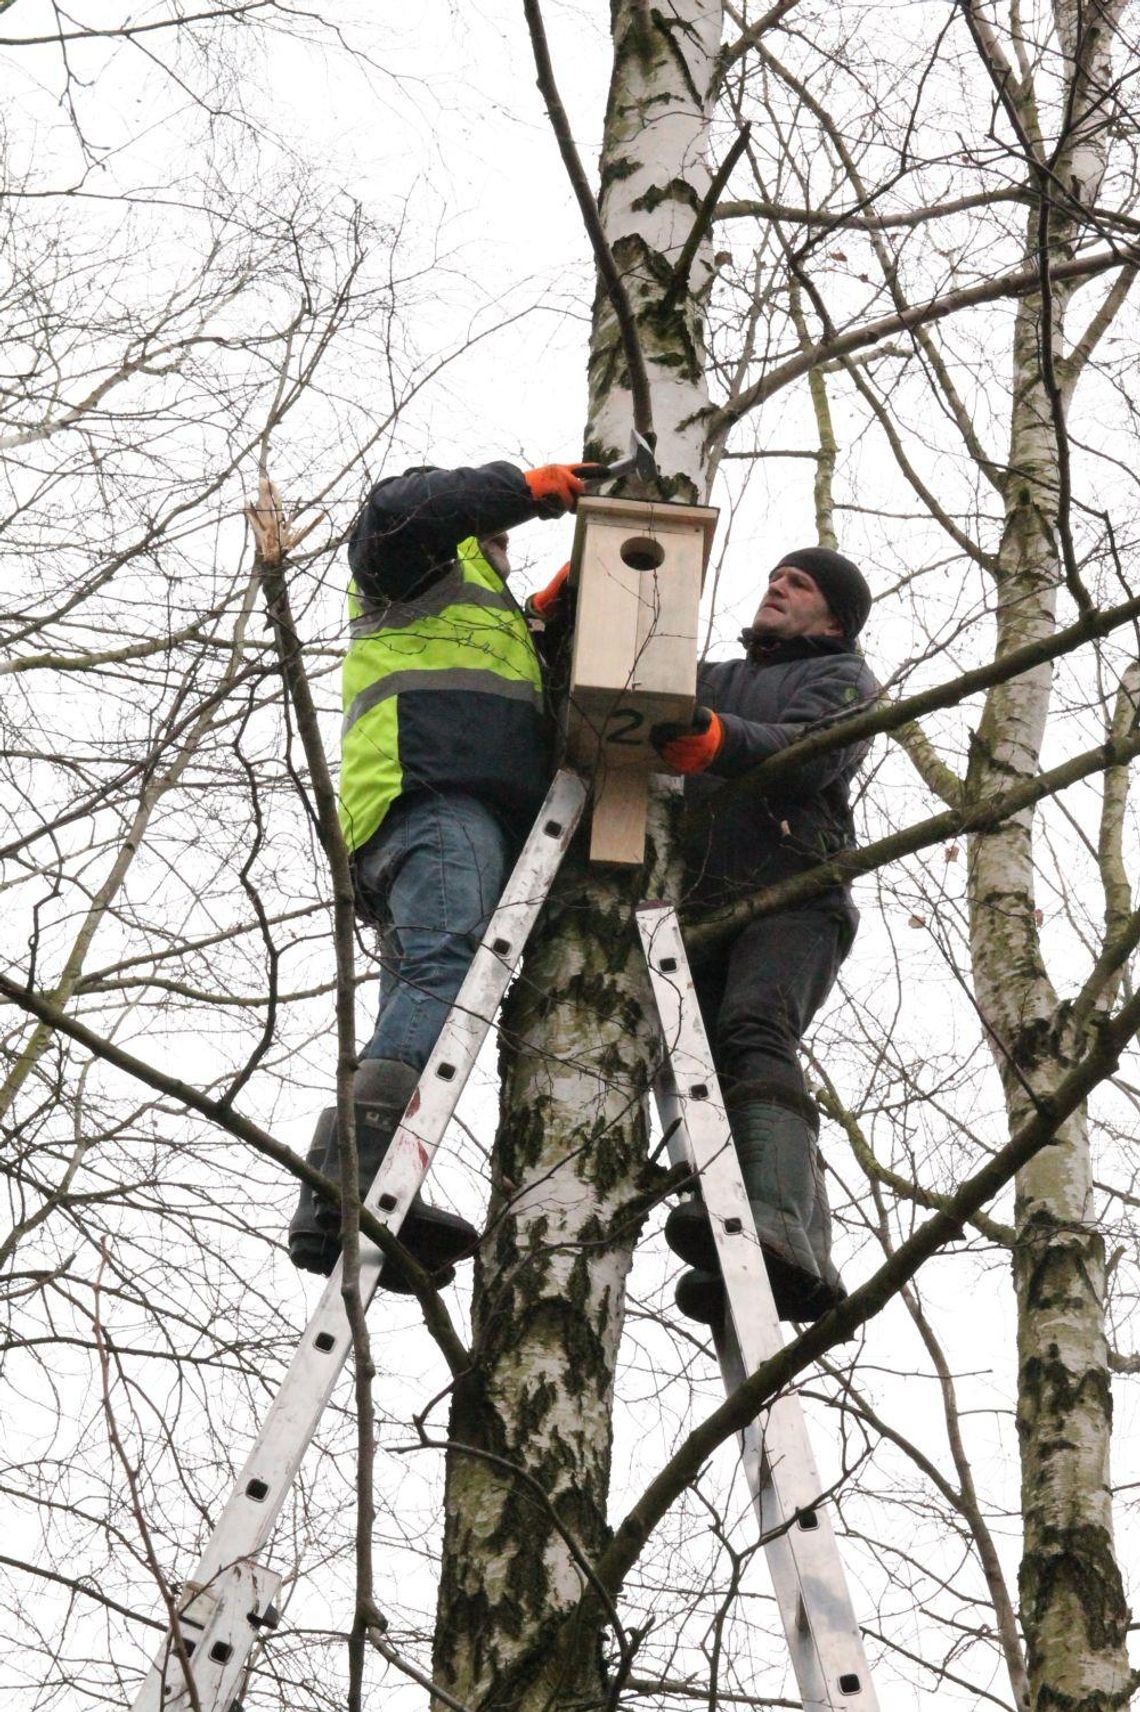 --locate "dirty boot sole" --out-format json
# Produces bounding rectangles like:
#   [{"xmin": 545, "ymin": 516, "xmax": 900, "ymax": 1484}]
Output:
[
  {"xmin": 761, "ymin": 1251, "xmax": 842, "ymax": 1321},
  {"xmin": 378, "ymin": 1257, "xmax": 456, "ymax": 1294},
  {"xmin": 310, "ymin": 1204, "xmax": 472, "ymax": 1290},
  {"xmin": 675, "ymin": 1257, "xmax": 826, "ymax": 1324},
  {"xmin": 326, "ymin": 1200, "xmax": 475, "ymax": 1280},
  {"xmin": 397, "ymin": 1201, "xmax": 476, "ymax": 1271}
]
